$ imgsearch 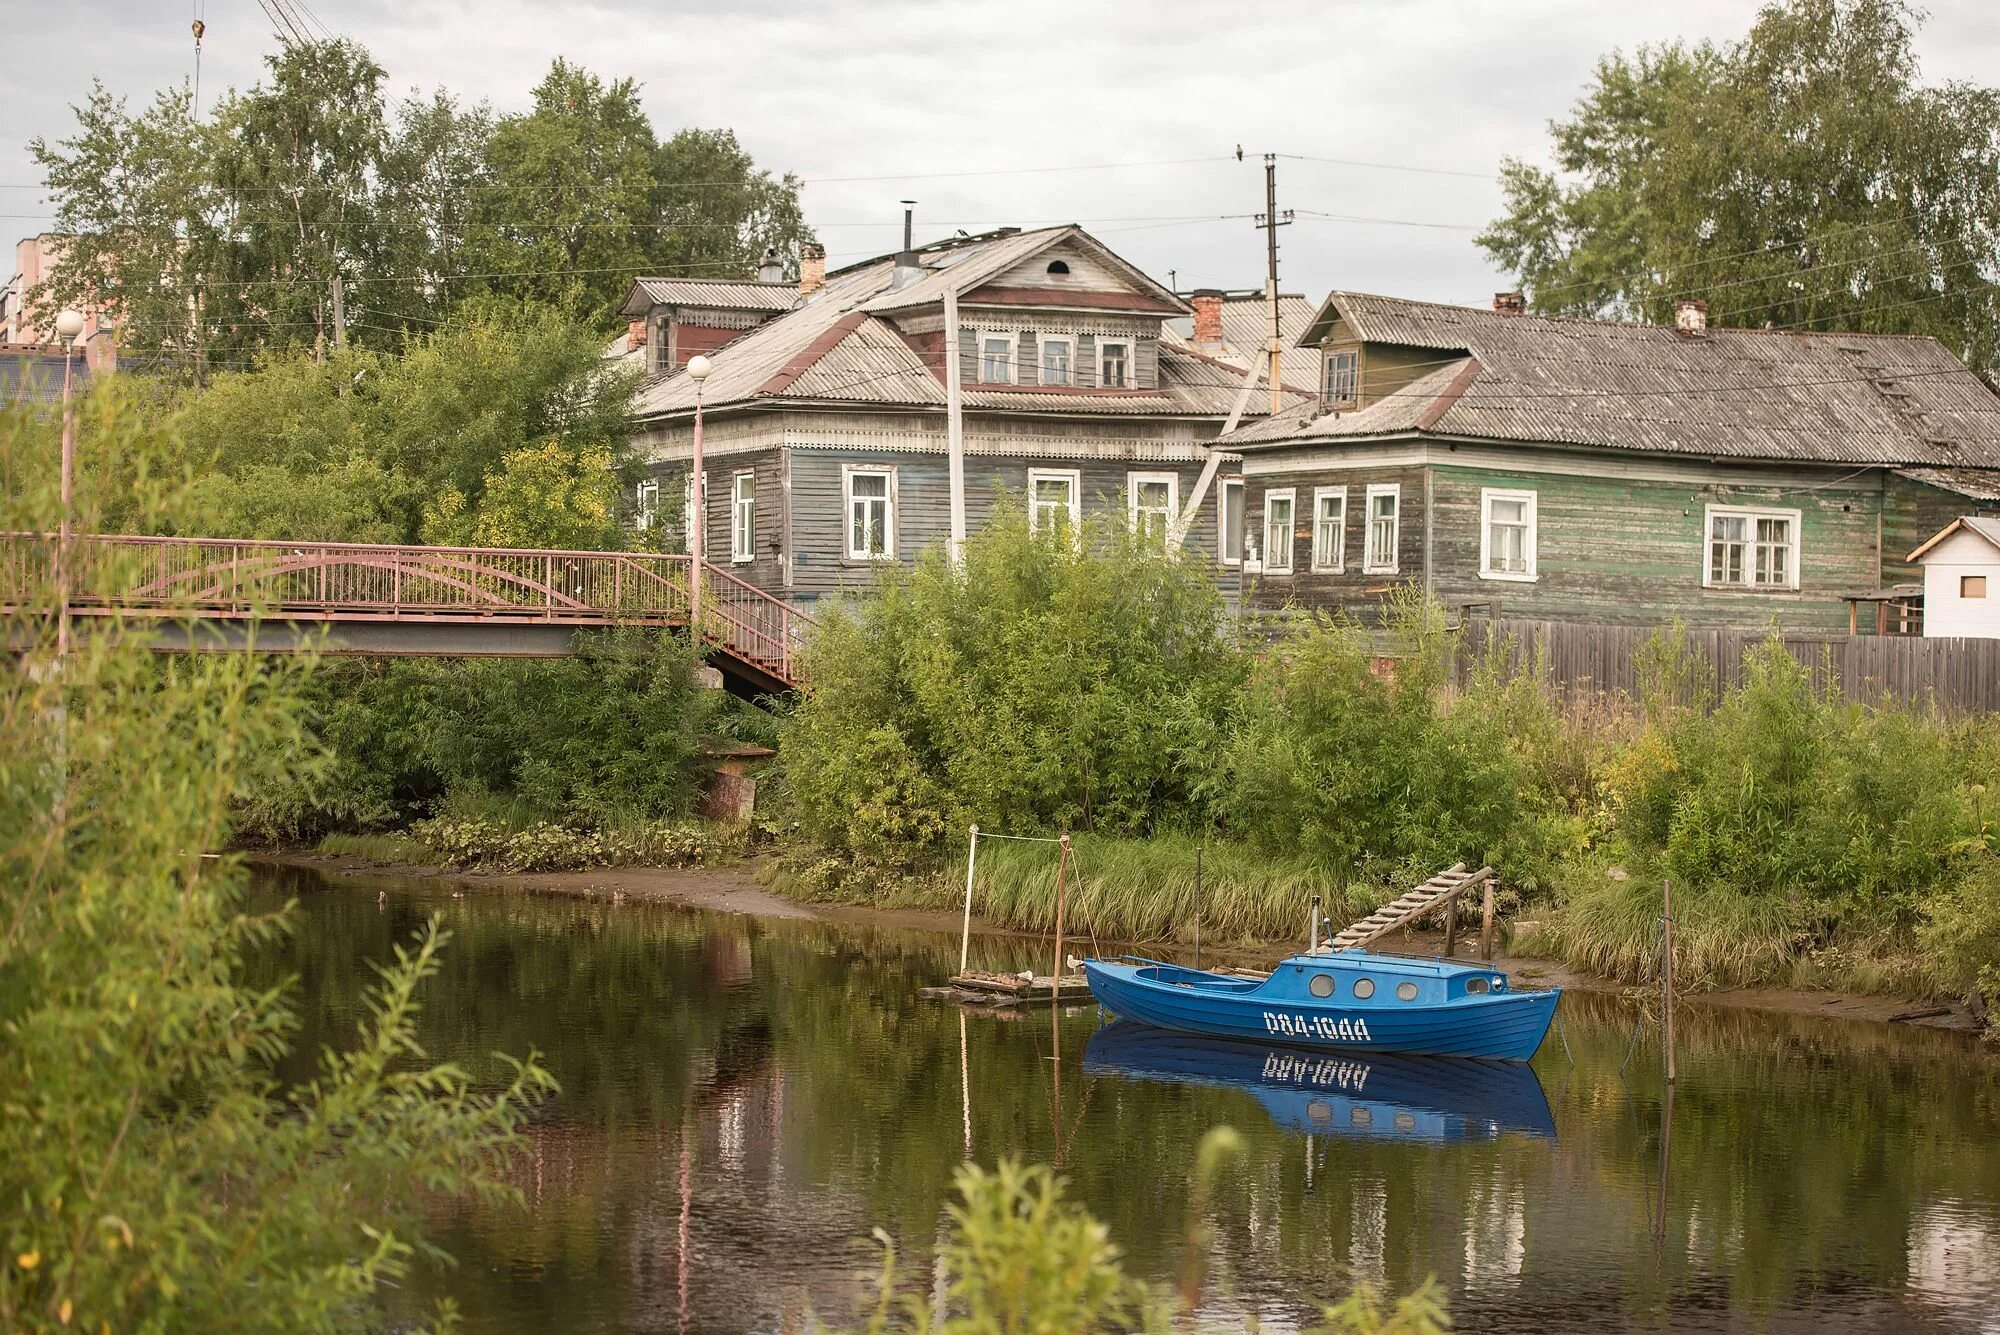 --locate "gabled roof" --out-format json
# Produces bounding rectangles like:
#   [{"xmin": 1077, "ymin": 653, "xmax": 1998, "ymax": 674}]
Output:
[
  {"xmin": 859, "ymin": 226, "xmax": 1189, "ymax": 317},
  {"xmin": 617, "ymin": 277, "xmax": 800, "ymax": 317},
  {"xmin": 629, "ymin": 227, "xmax": 1293, "ymax": 424},
  {"xmin": 1224, "ymin": 291, "xmax": 2000, "ymax": 467},
  {"xmin": 1908, "ymin": 515, "xmax": 2000, "ymax": 563}
]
